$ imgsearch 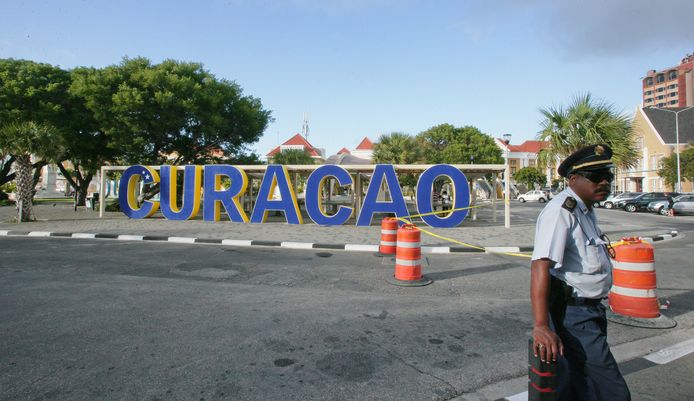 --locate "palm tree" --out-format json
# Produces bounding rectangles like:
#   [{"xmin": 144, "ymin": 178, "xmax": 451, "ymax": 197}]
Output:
[
  {"xmin": 271, "ymin": 149, "xmax": 315, "ymax": 165},
  {"xmin": 0, "ymin": 122, "xmax": 63, "ymax": 221},
  {"xmin": 373, "ymin": 132, "xmax": 421, "ymax": 165},
  {"xmin": 537, "ymin": 93, "xmax": 639, "ymax": 170},
  {"xmin": 373, "ymin": 132, "xmax": 421, "ymax": 189}
]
